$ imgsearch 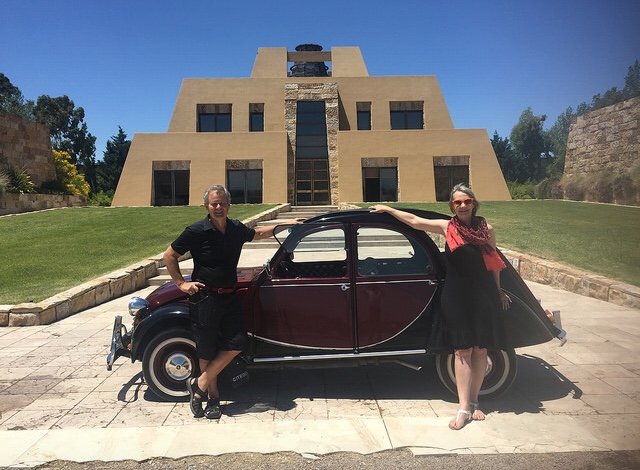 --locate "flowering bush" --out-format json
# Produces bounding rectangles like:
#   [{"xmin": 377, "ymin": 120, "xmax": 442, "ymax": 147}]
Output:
[{"xmin": 52, "ymin": 150, "xmax": 90, "ymax": 197}]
